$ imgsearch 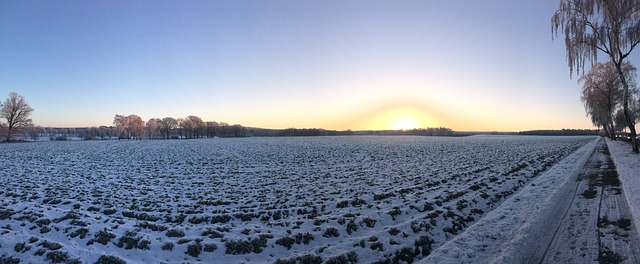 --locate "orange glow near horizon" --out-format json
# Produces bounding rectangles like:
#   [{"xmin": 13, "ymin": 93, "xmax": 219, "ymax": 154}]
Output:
[
  {"xmin": 343, "ymin": 104, "xmax": 446, "ymax": 131},
  {"xmin": 390, "ymin": 117, "xmax": 419, "ymax": 130}
]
